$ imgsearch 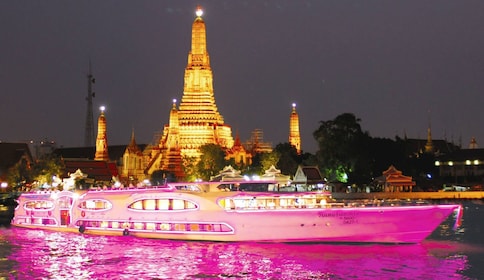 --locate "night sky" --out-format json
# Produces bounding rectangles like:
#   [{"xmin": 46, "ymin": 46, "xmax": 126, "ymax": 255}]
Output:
[{"xmin": 1, "ymin": 1, "xmax": 483, "ymax": 153}]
